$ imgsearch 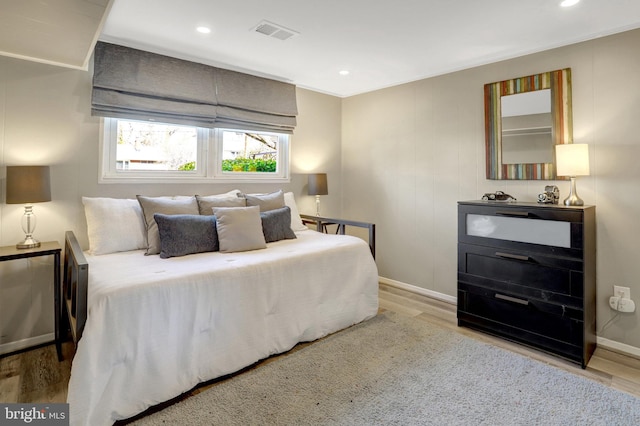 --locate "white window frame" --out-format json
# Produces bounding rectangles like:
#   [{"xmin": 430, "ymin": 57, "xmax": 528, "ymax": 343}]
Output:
[{"xmin": 99, "ymin": 118, "xmax": 290, "ymax": 184}]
